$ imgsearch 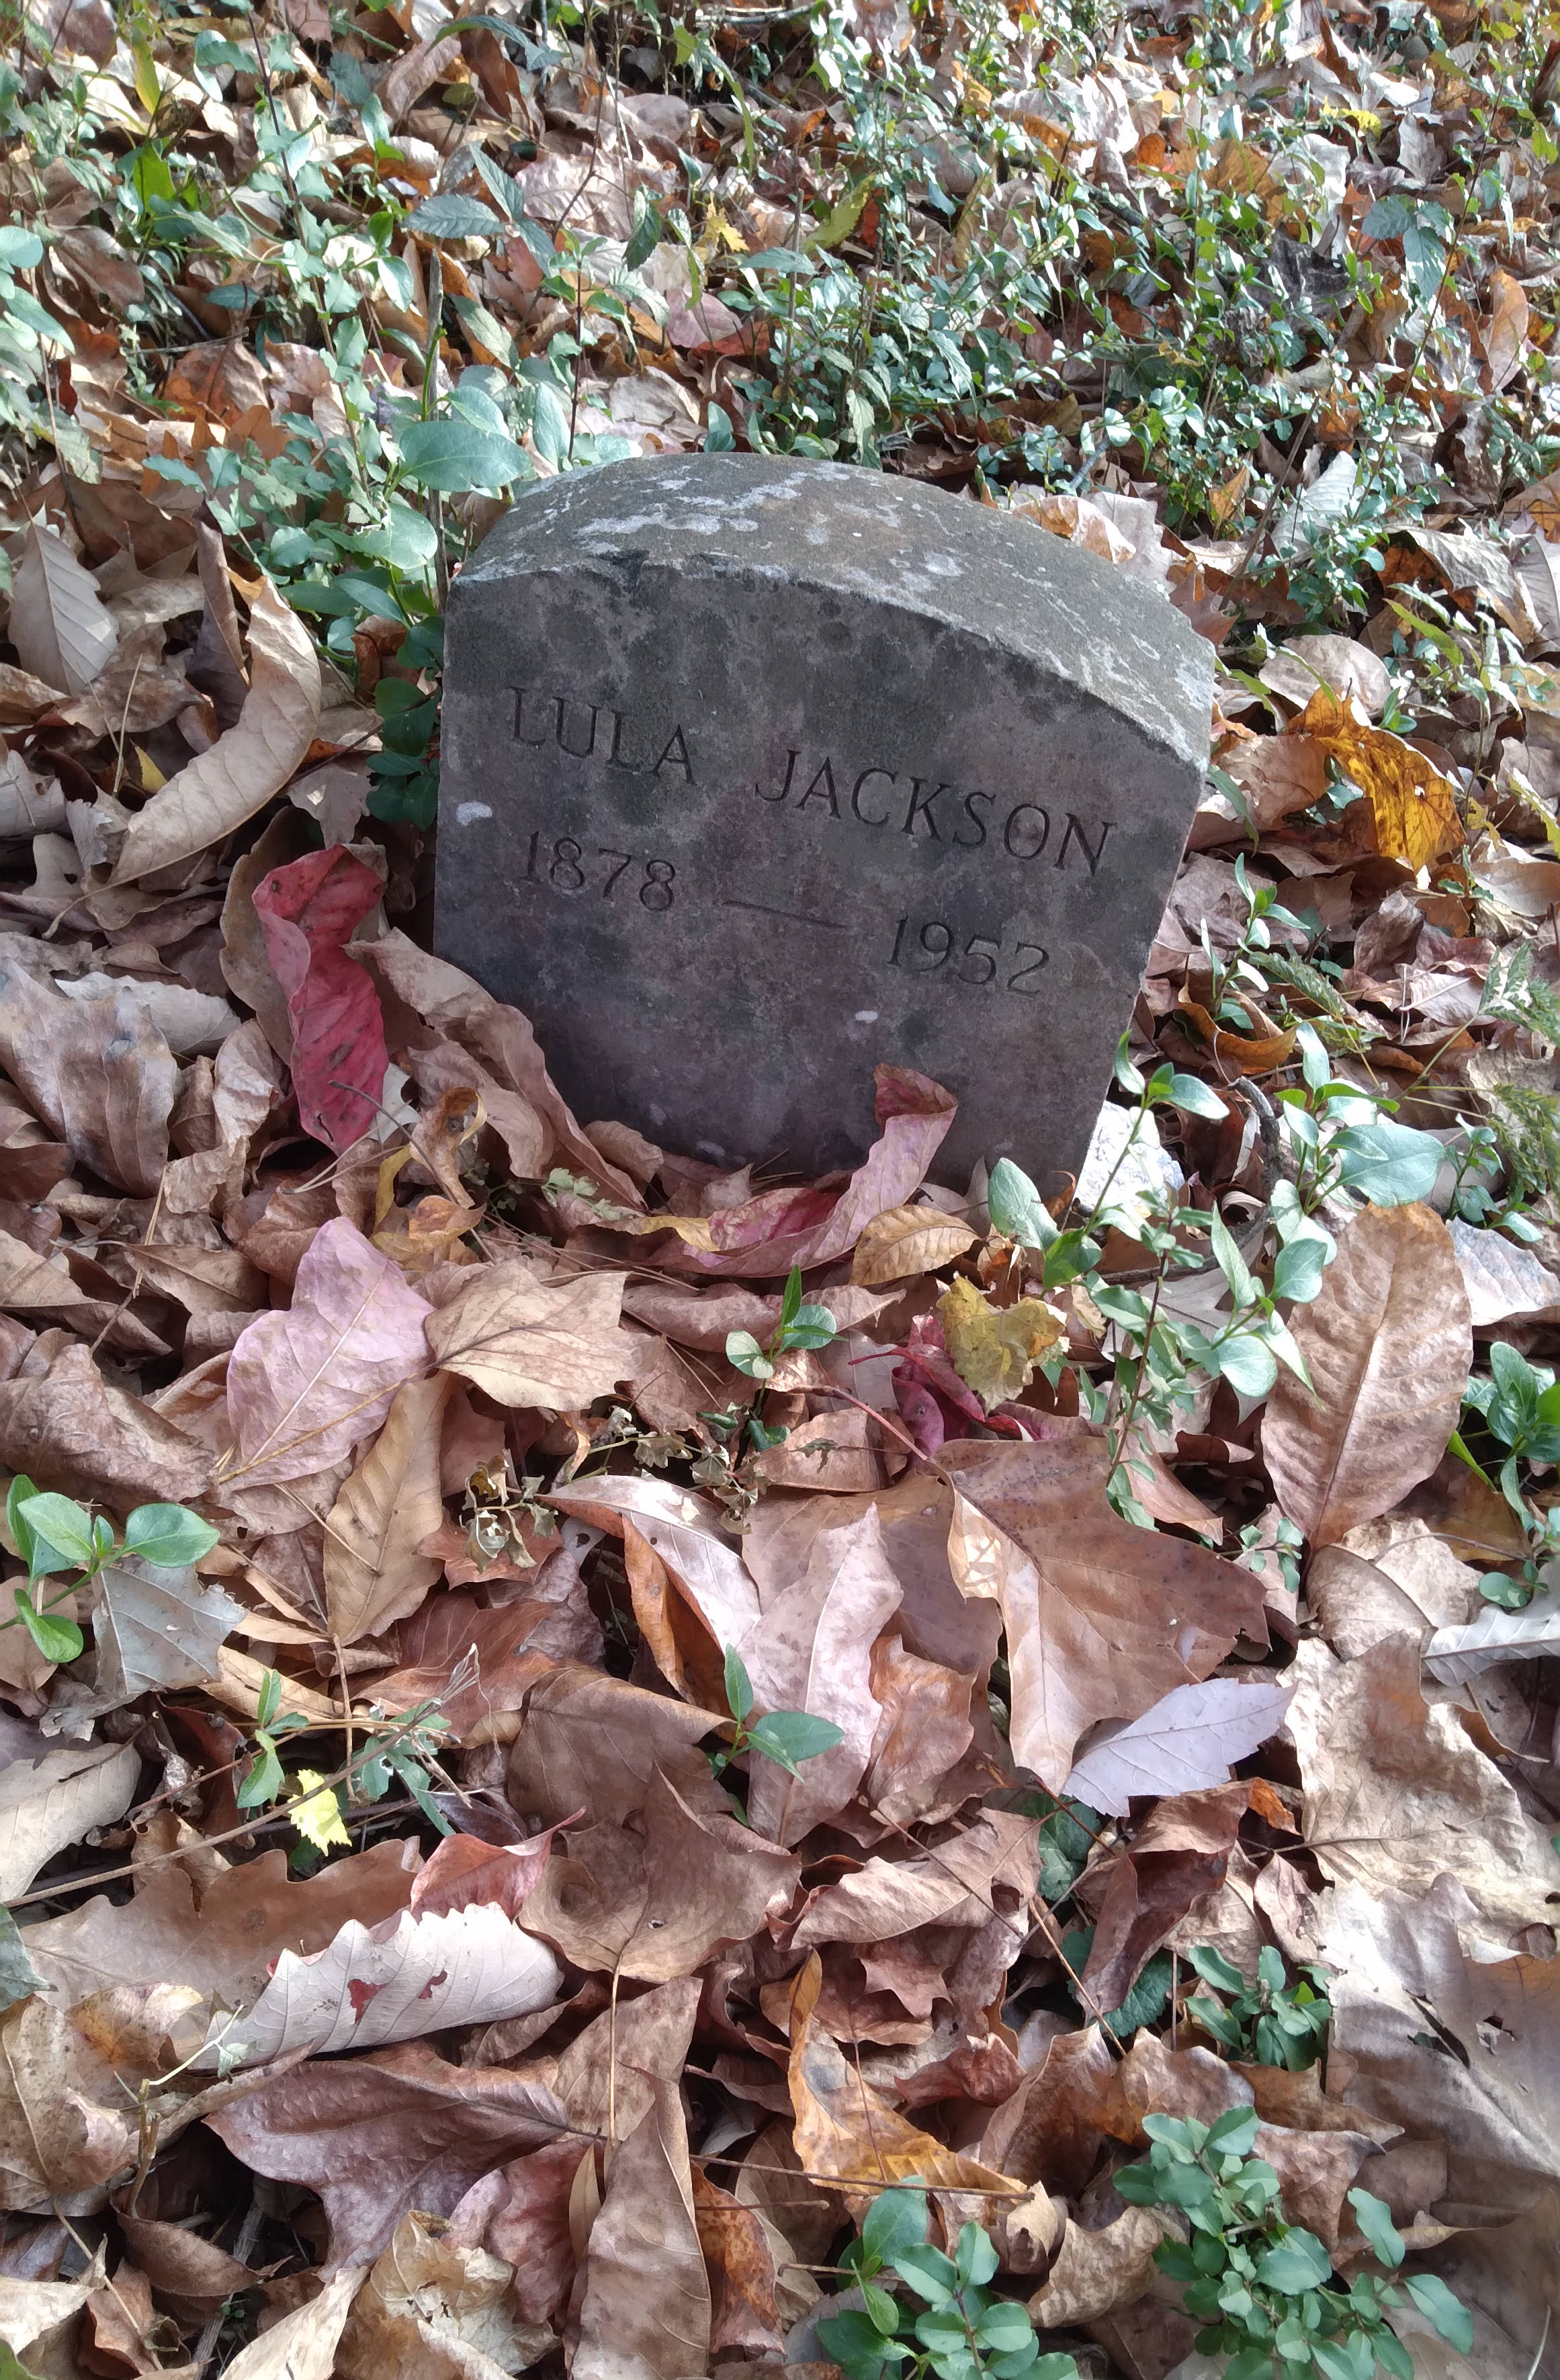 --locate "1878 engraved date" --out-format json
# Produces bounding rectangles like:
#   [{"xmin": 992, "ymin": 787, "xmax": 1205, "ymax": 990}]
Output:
[{"xmin": 523, "ymin": 832, "xmax": 675, "ymax": 909}]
